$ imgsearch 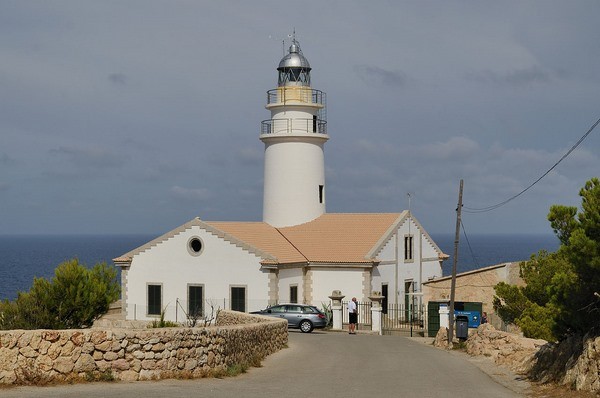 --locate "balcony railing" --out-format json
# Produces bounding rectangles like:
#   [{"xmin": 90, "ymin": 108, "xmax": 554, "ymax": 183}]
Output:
[
  {"xmin": 261, "ymin": 118, "xmax": 327, "ymax": 135},
  {"xmin": 267, "ymin": 88, "xmax": 326, "ymax": 106}
]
